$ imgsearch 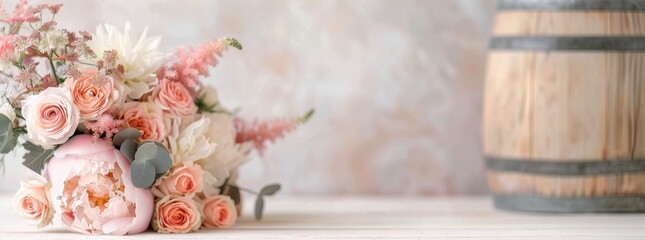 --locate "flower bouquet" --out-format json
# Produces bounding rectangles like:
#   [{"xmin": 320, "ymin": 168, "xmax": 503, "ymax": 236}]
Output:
[{"xmin": 2, "ymin": 1, "xmax": 312, "ymax": 235}]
